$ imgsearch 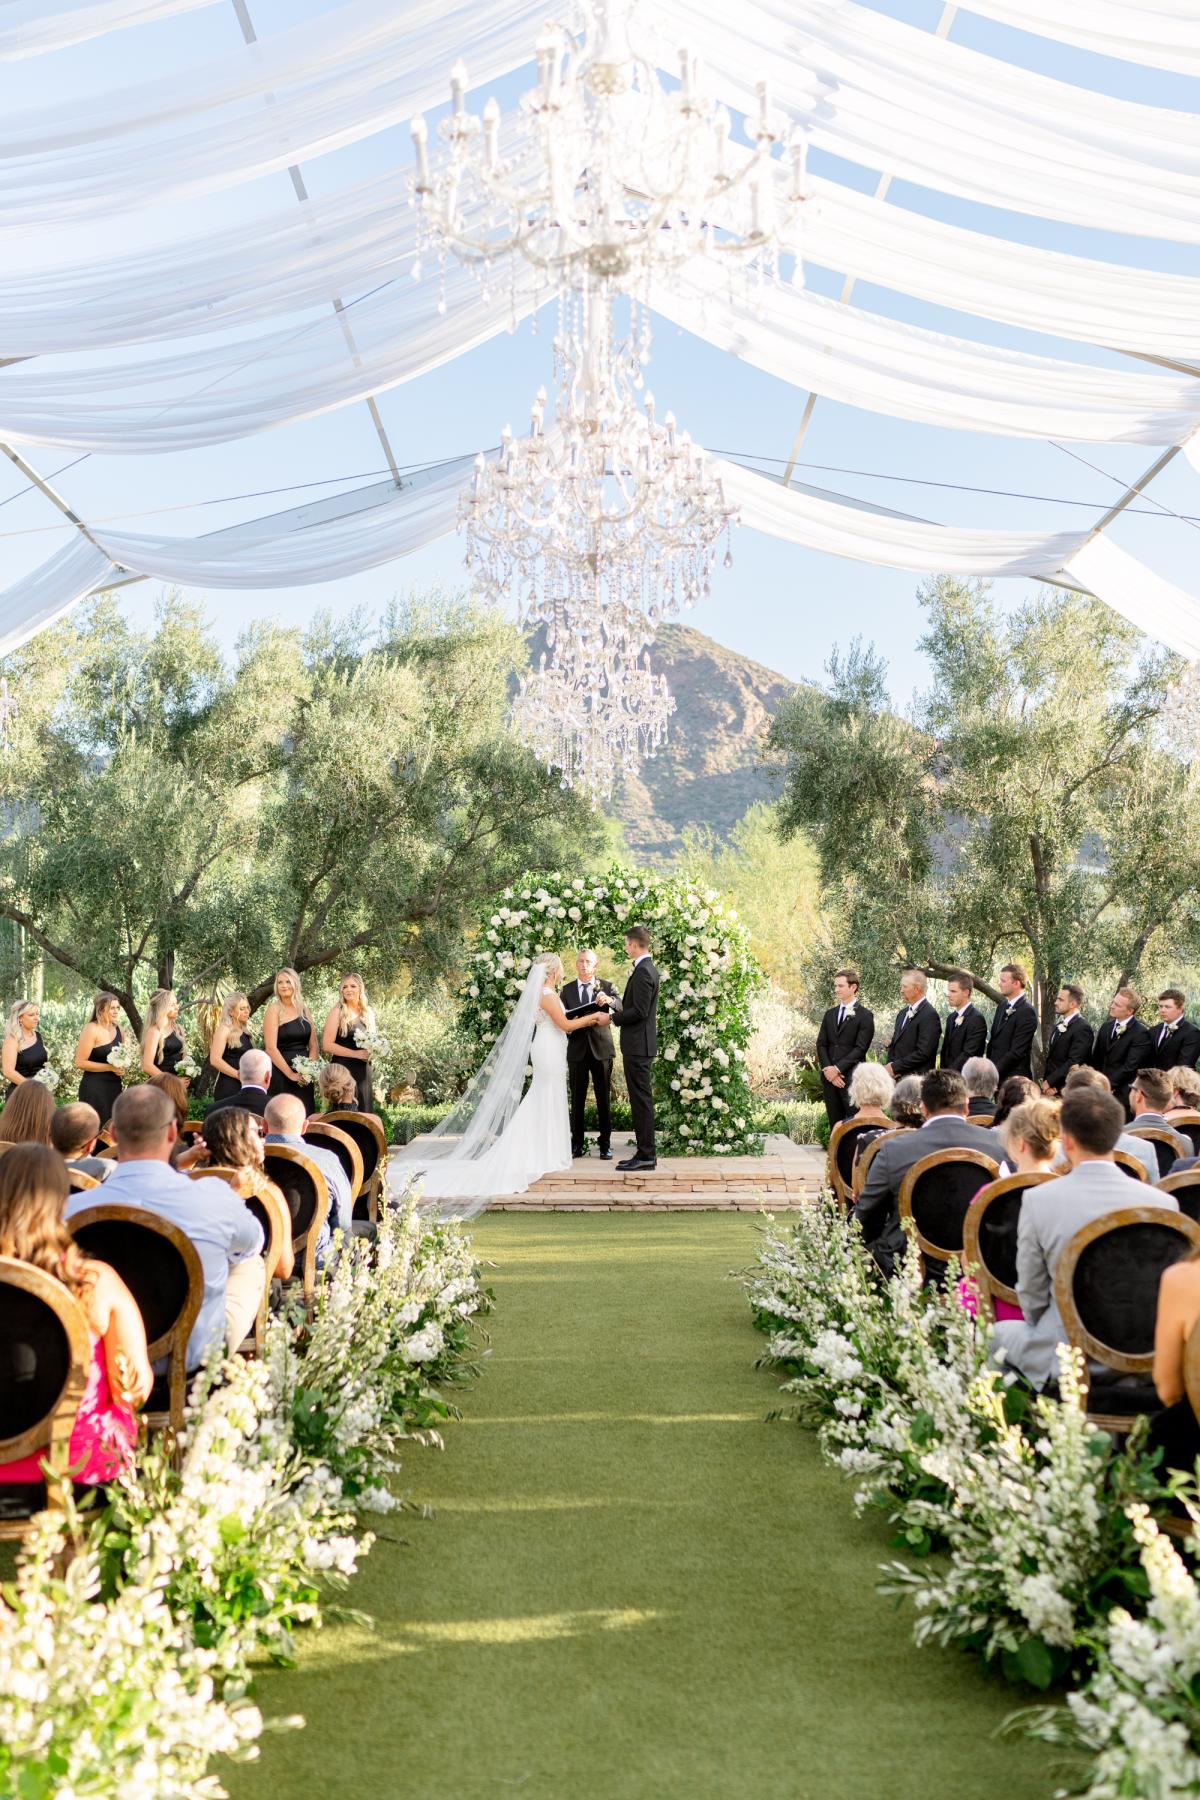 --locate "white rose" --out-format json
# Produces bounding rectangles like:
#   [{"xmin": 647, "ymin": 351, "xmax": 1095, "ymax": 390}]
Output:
[{"xmin": 568, "ymin": 906, "xmax": 581, "ymax": 921}]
